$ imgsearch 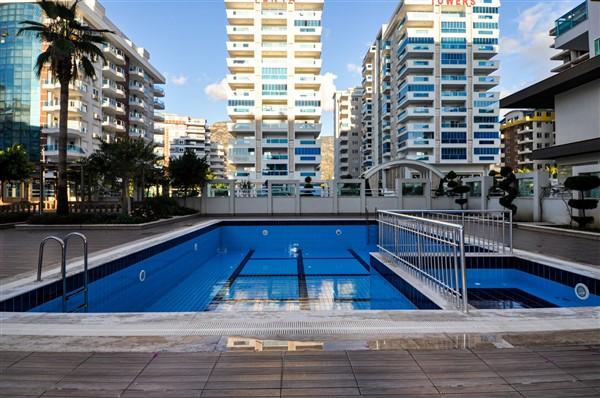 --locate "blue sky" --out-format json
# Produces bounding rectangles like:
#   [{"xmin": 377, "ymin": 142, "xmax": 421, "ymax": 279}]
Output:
[{"xmin": 102, "ymin": 0, "xmax": 581, "ymax": 135}]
